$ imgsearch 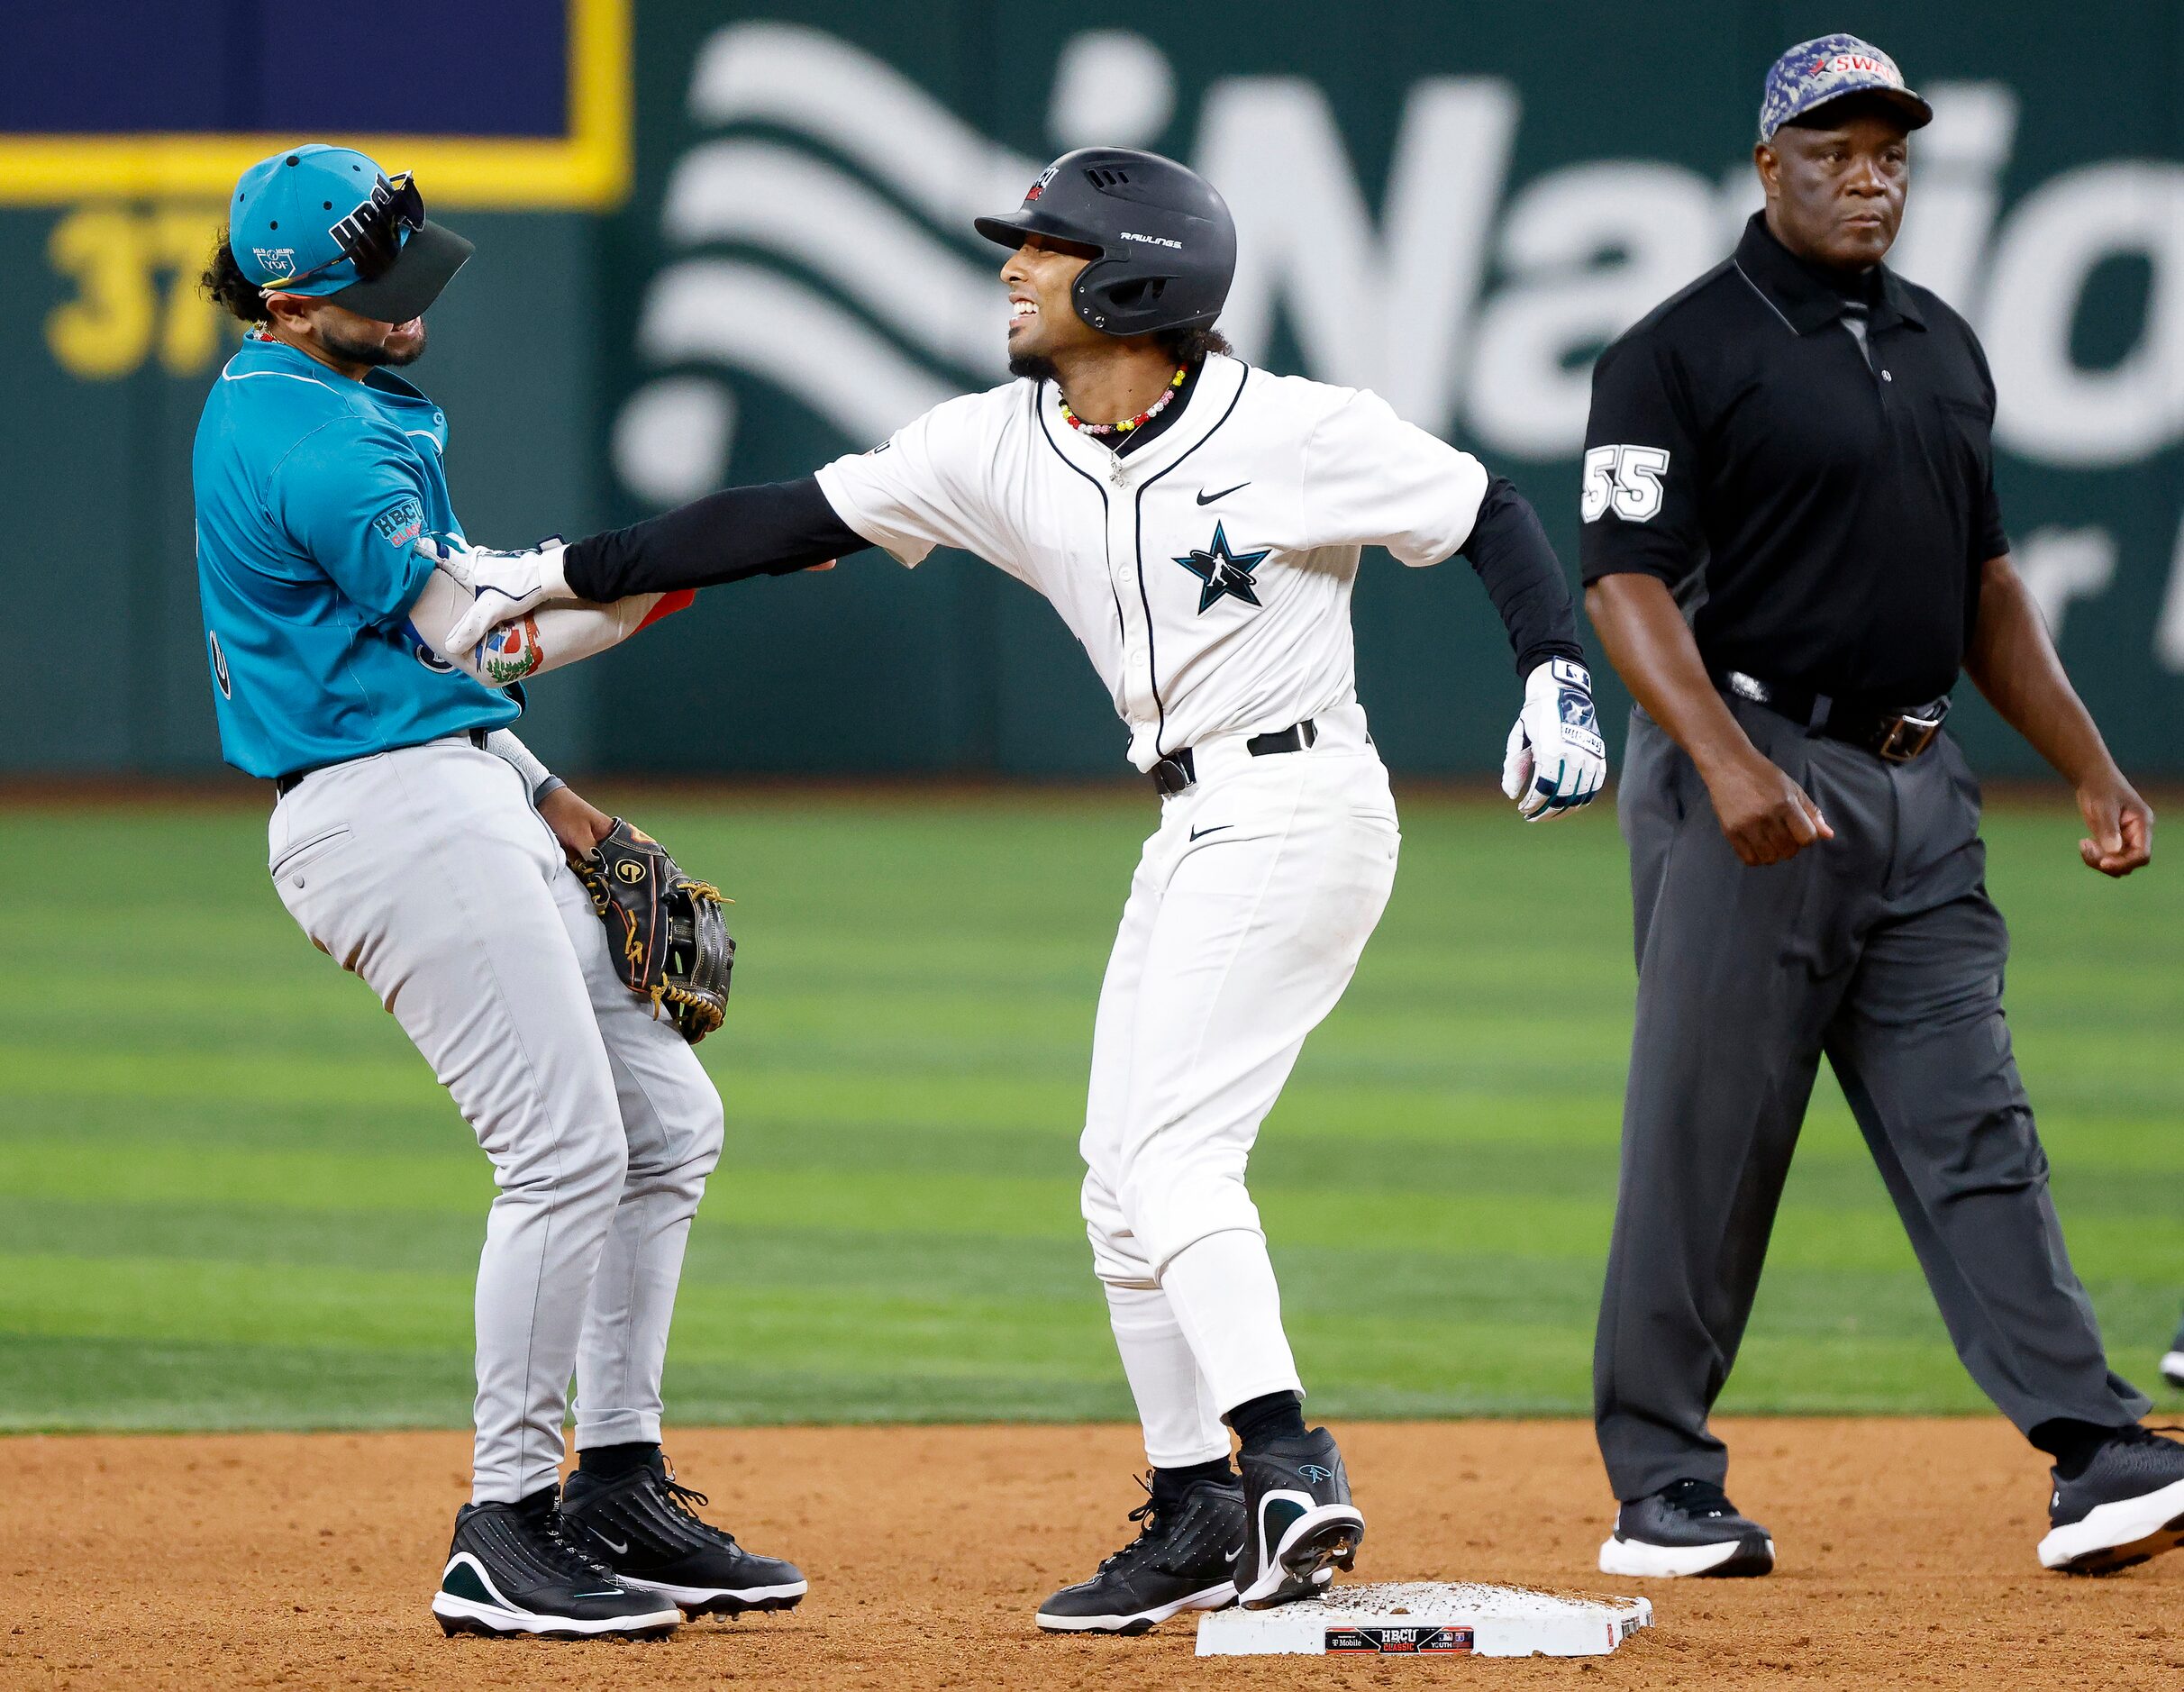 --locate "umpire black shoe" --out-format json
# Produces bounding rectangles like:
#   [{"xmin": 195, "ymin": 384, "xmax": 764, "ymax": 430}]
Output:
[
  {"xmin": 1598, "ymin": 1478, "xmax": 1776, "ymax": 1578},
  {"xmin": 560, "ymin": 1452, "xmax": 807, "ymax": 1616},
  {"xmin": 1035, "ymin": 1472, "xmax": 1246, "ymax": 1634},
  {"xmin": 1236, "ymin": 1428, "xmax": 1363, "ymax": 1608},
  {"xmin": 432, "ymin": 1487, "xmax": 683, "ymax": 1639},
  {"xmin": 2037, "ymin": 1425, "xmax": 2184, "ymax": 1574}
]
